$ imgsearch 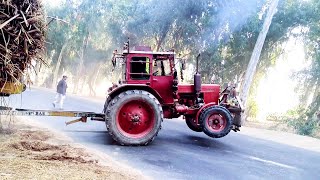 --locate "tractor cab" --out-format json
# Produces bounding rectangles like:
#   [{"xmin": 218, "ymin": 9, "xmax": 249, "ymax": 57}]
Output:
[{"xmin": 111, "ymin": 44, "xmax": 176, "ymax": 105}]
